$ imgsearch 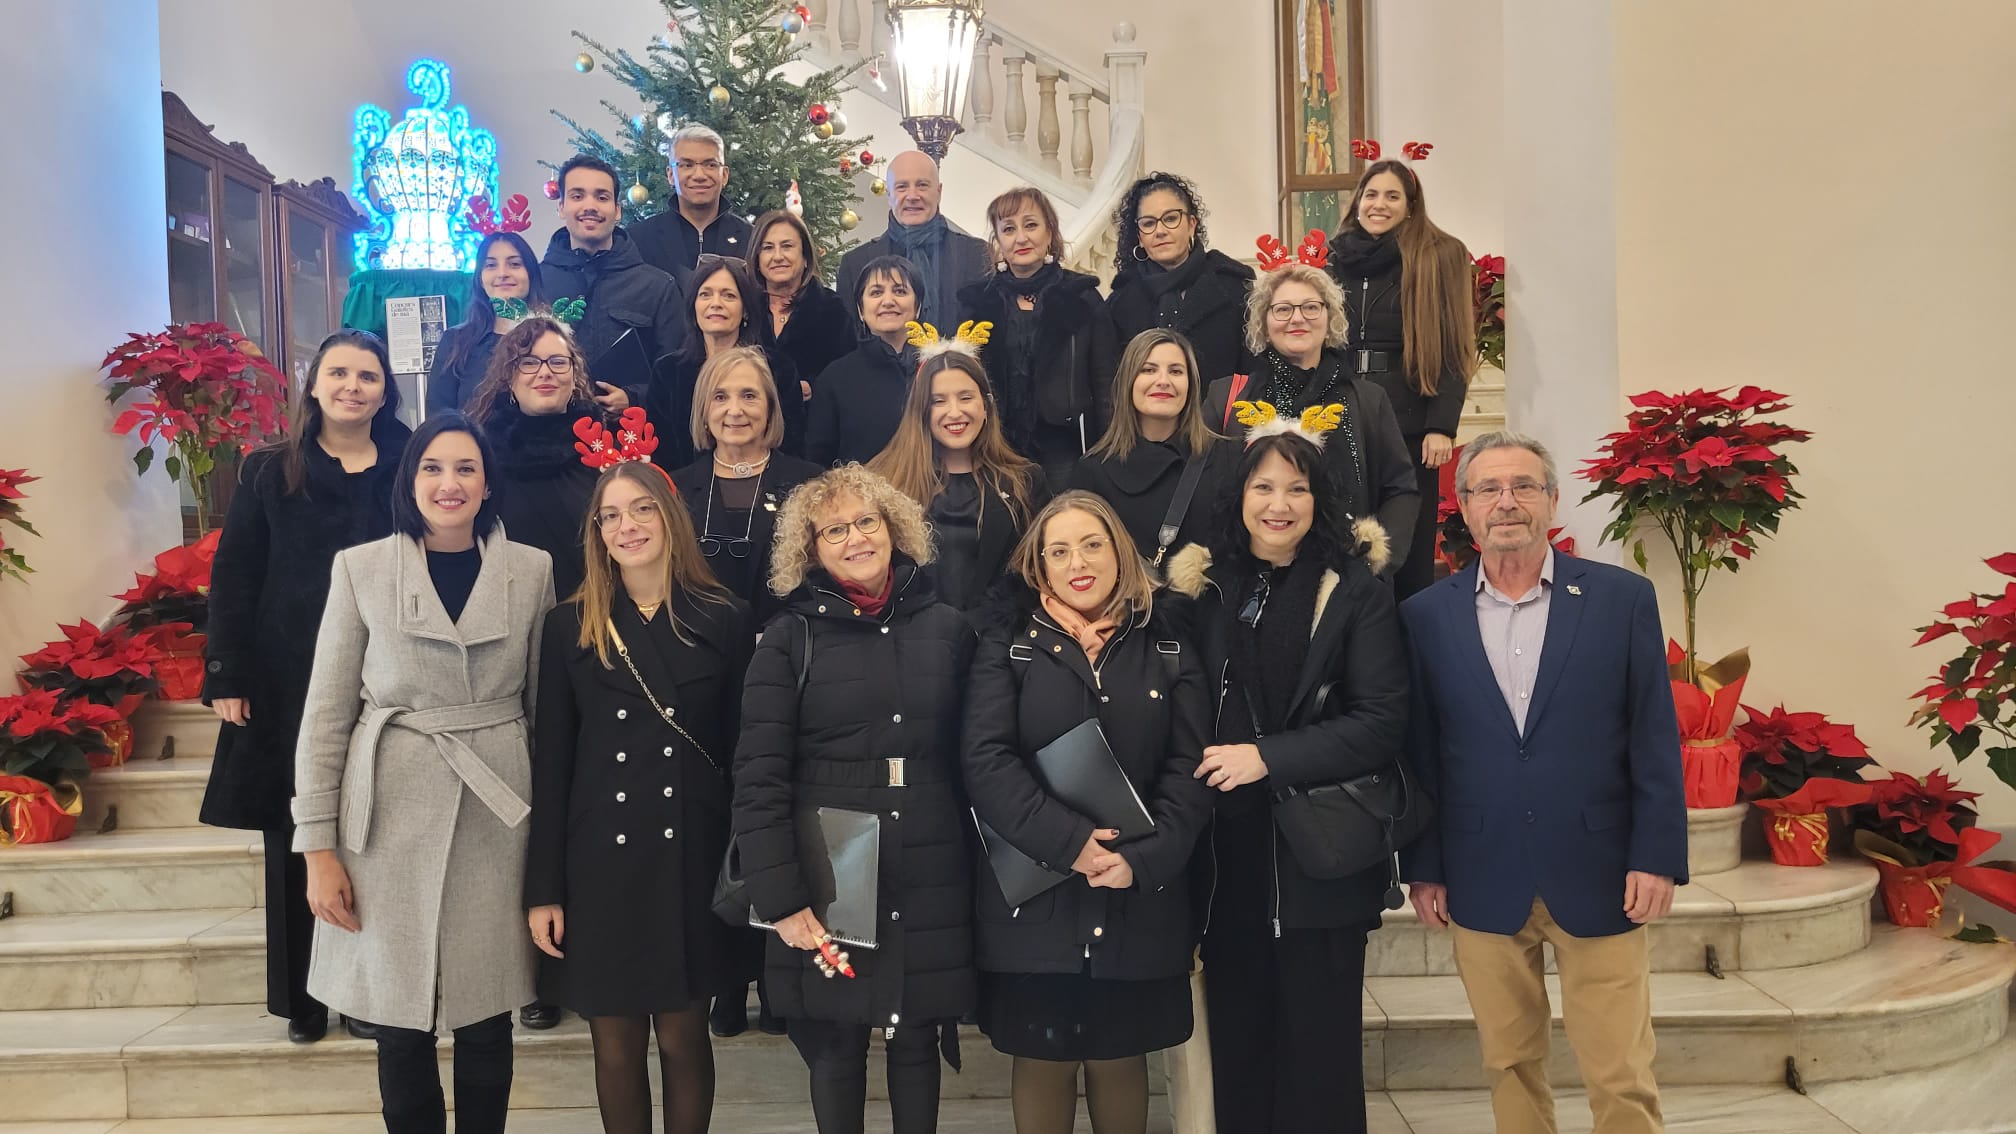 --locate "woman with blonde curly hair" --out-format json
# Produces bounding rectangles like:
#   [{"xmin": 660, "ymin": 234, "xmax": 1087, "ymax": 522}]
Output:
[
  {"xmin": 731, "ymin": 464, "xmax": 978, "ymax": 1134},
  {"xmin": 1201, "ymin": 264, "xmax": 1420, "ymax": 578}
]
